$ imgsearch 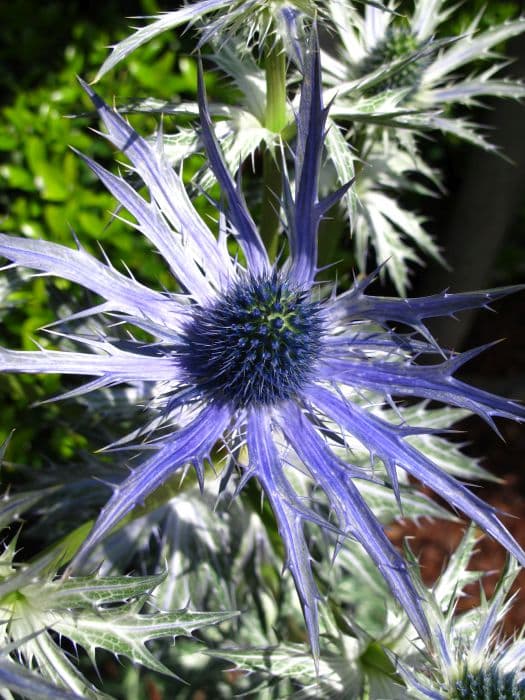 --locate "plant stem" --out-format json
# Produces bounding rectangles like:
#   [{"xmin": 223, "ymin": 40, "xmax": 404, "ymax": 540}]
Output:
[{"xmin": 264, "ymin": 39, "xmax": 287, "ymax": 134}]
